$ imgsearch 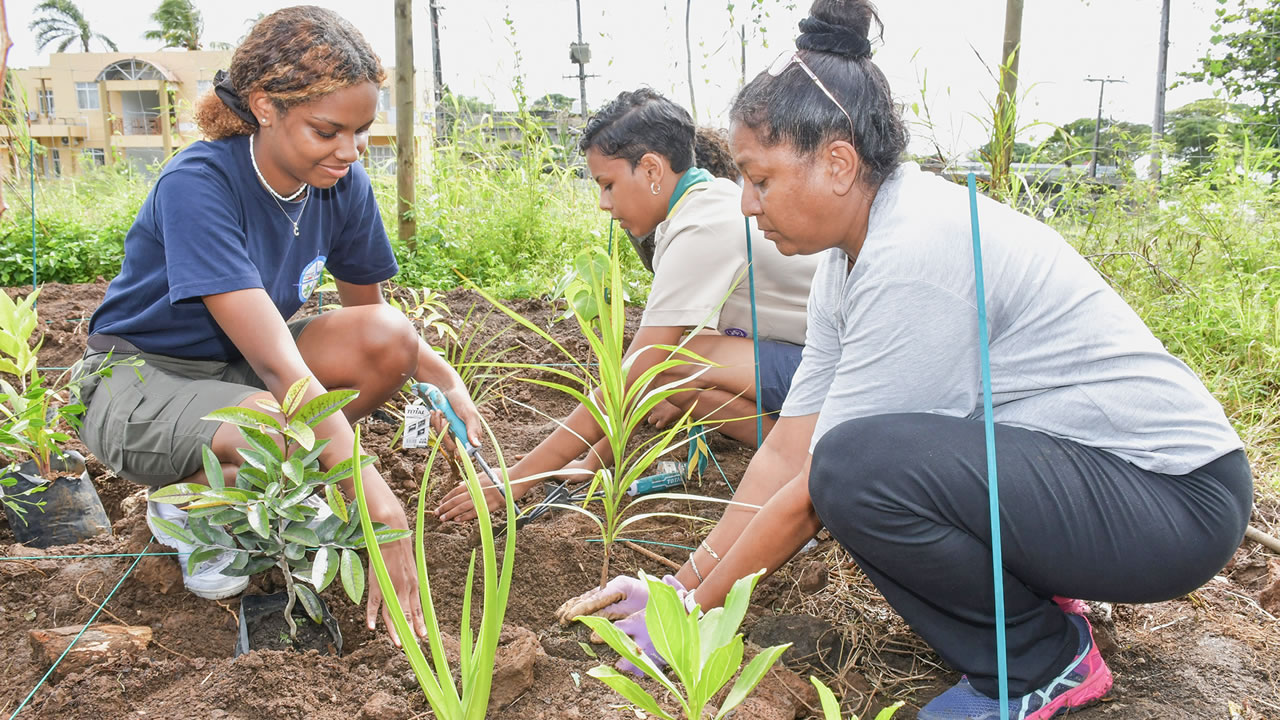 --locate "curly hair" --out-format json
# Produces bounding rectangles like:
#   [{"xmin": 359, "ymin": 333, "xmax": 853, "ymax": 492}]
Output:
[
  {"xmin": 195, "ymin": 6, "xmax": 386, "ymax": 140},
  {"xmin": 694, "ymin": 126, "xmax": 739, "ymax": 182}
]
